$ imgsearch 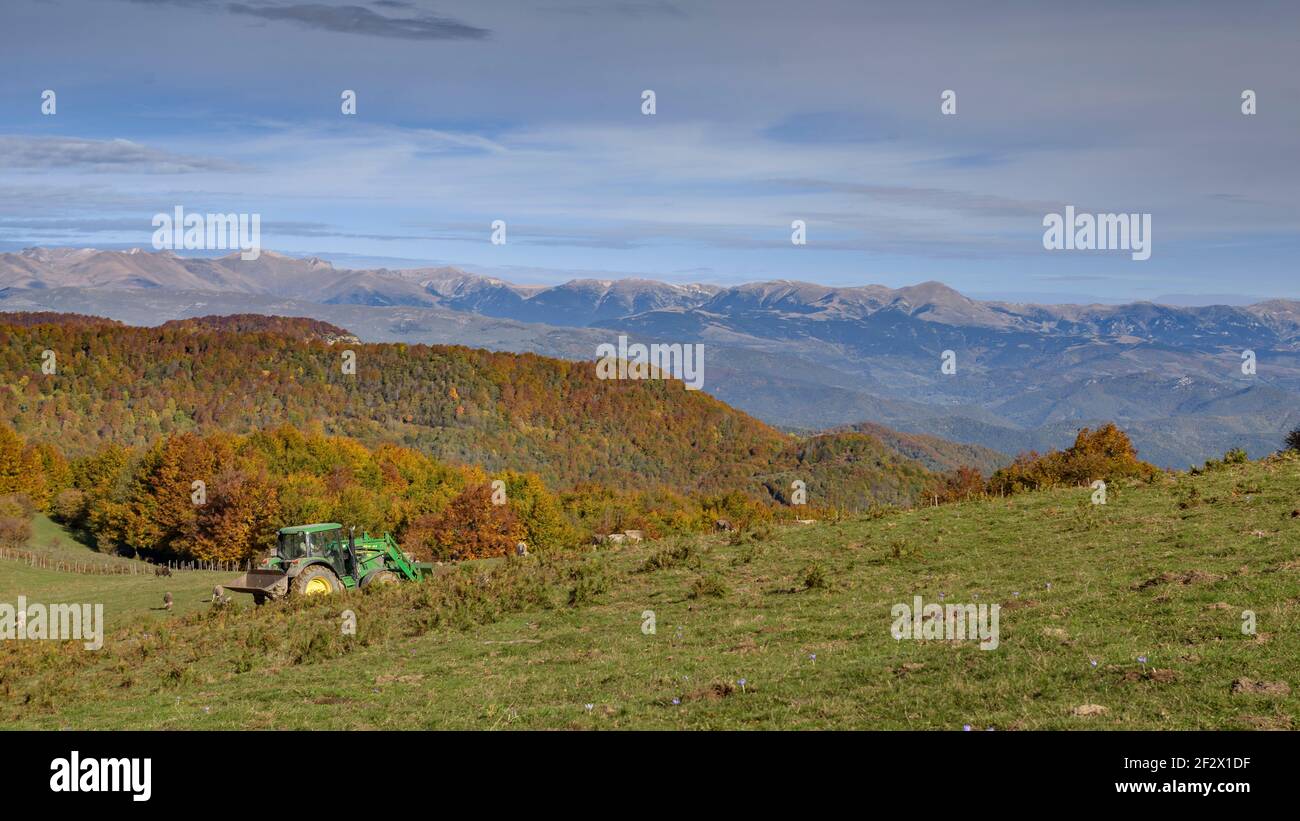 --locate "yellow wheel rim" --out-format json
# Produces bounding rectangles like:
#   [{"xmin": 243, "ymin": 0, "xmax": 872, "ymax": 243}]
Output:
[{"xmin": 303, "ymin": 576, "xmax": 333, "ymax": 596}]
